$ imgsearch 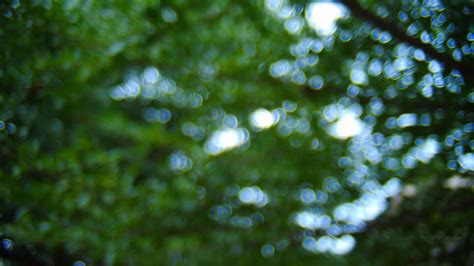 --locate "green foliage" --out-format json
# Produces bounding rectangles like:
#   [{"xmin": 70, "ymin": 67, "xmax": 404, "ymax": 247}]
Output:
[{"xmin": 1, "ymin": 0, "xmax": 473, "ymax": 265}]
